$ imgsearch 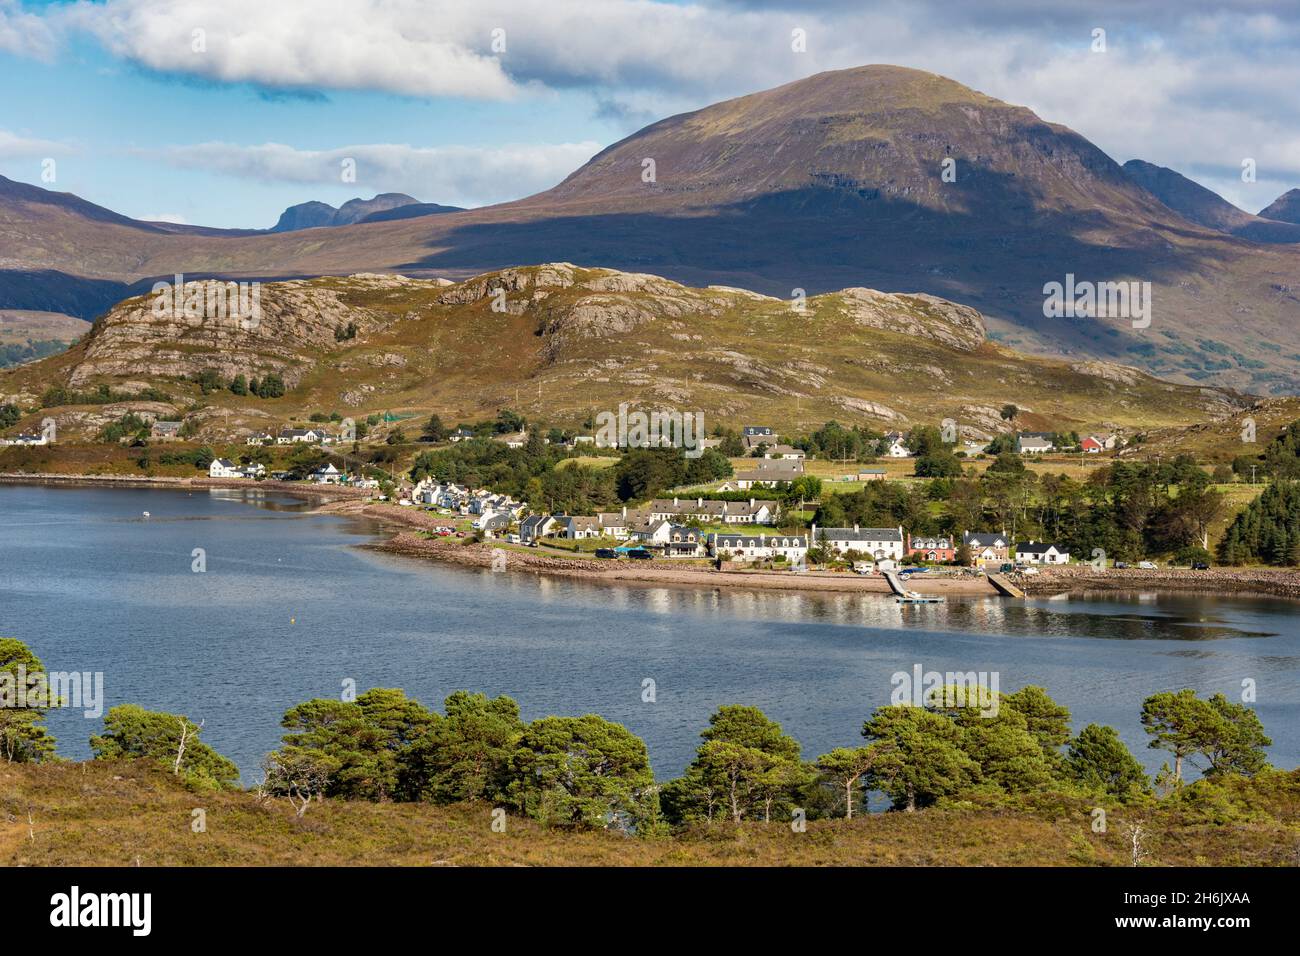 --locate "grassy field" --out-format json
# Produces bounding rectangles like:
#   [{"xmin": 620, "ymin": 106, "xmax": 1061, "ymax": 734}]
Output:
[{"xmin": 3, "ymin": 759, "xmax": 1296, "ymax": 867}]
